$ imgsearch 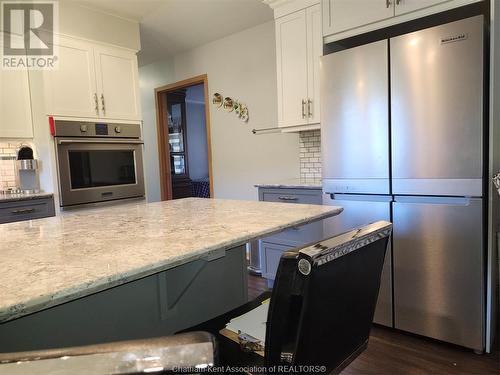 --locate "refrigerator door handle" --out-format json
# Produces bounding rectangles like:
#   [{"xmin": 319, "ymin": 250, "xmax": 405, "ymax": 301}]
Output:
[
  {"xmin": 394, "ymin": 196, "xmax": 472, "ymax": 206},
  {"xmin": 327, "ymin": 193, "xmax": 393, "ymax": 202}
]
